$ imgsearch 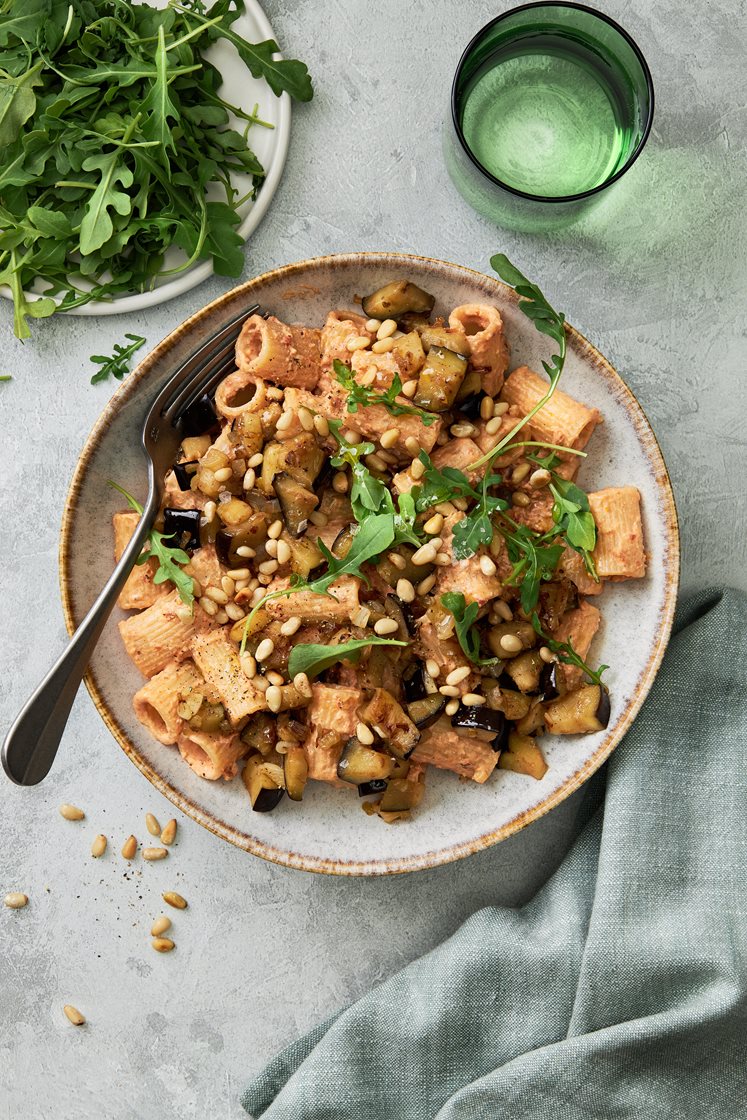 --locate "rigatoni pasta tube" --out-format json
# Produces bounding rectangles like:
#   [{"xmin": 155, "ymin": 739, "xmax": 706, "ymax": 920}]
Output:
[
  {"xmin": 191, "ymin": 630, "xmax": 267, "ymax": 725},
  {"xmin": 119, "ymin": 591, "xmax": 200, "ymax": 678},
  {"xmin": 501, "ymin": 366, "xmax": 602, "ymax": 456},
  {"xmin": 553, "ymin": 601, "xmax": 602, "ymax": 690},
  {"xmin": 177, "ymin": 729, "xmax": 249, "ymax": 781},
  {"xmin": 448, "ymin": 303, "xmax": 510, "ymax": 396},
  {"xmin": 113, "ymin": 510, "xmax": 163, "ymax": 611},
  {"xmin": 588, "ymin": 487, "xmax": 646, "ymax": 579},
  {"xmin": 235, "ymin": 314, "xmax": 322, "ymax": 390},
  {"xmin": 133, "ymin": 660, "xmax": 208, "ymax": 745}
]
